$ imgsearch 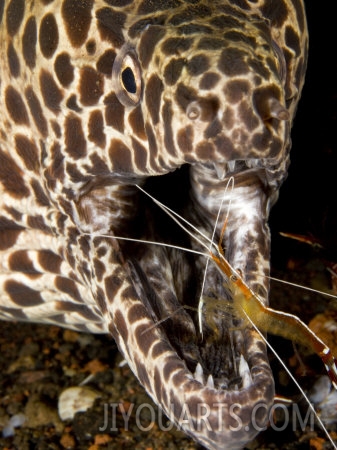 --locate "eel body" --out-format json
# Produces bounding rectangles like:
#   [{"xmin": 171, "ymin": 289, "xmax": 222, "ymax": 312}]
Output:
[{"xmin": 0, "ymin": 1, "xmax": 308, "ymax": 448}]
